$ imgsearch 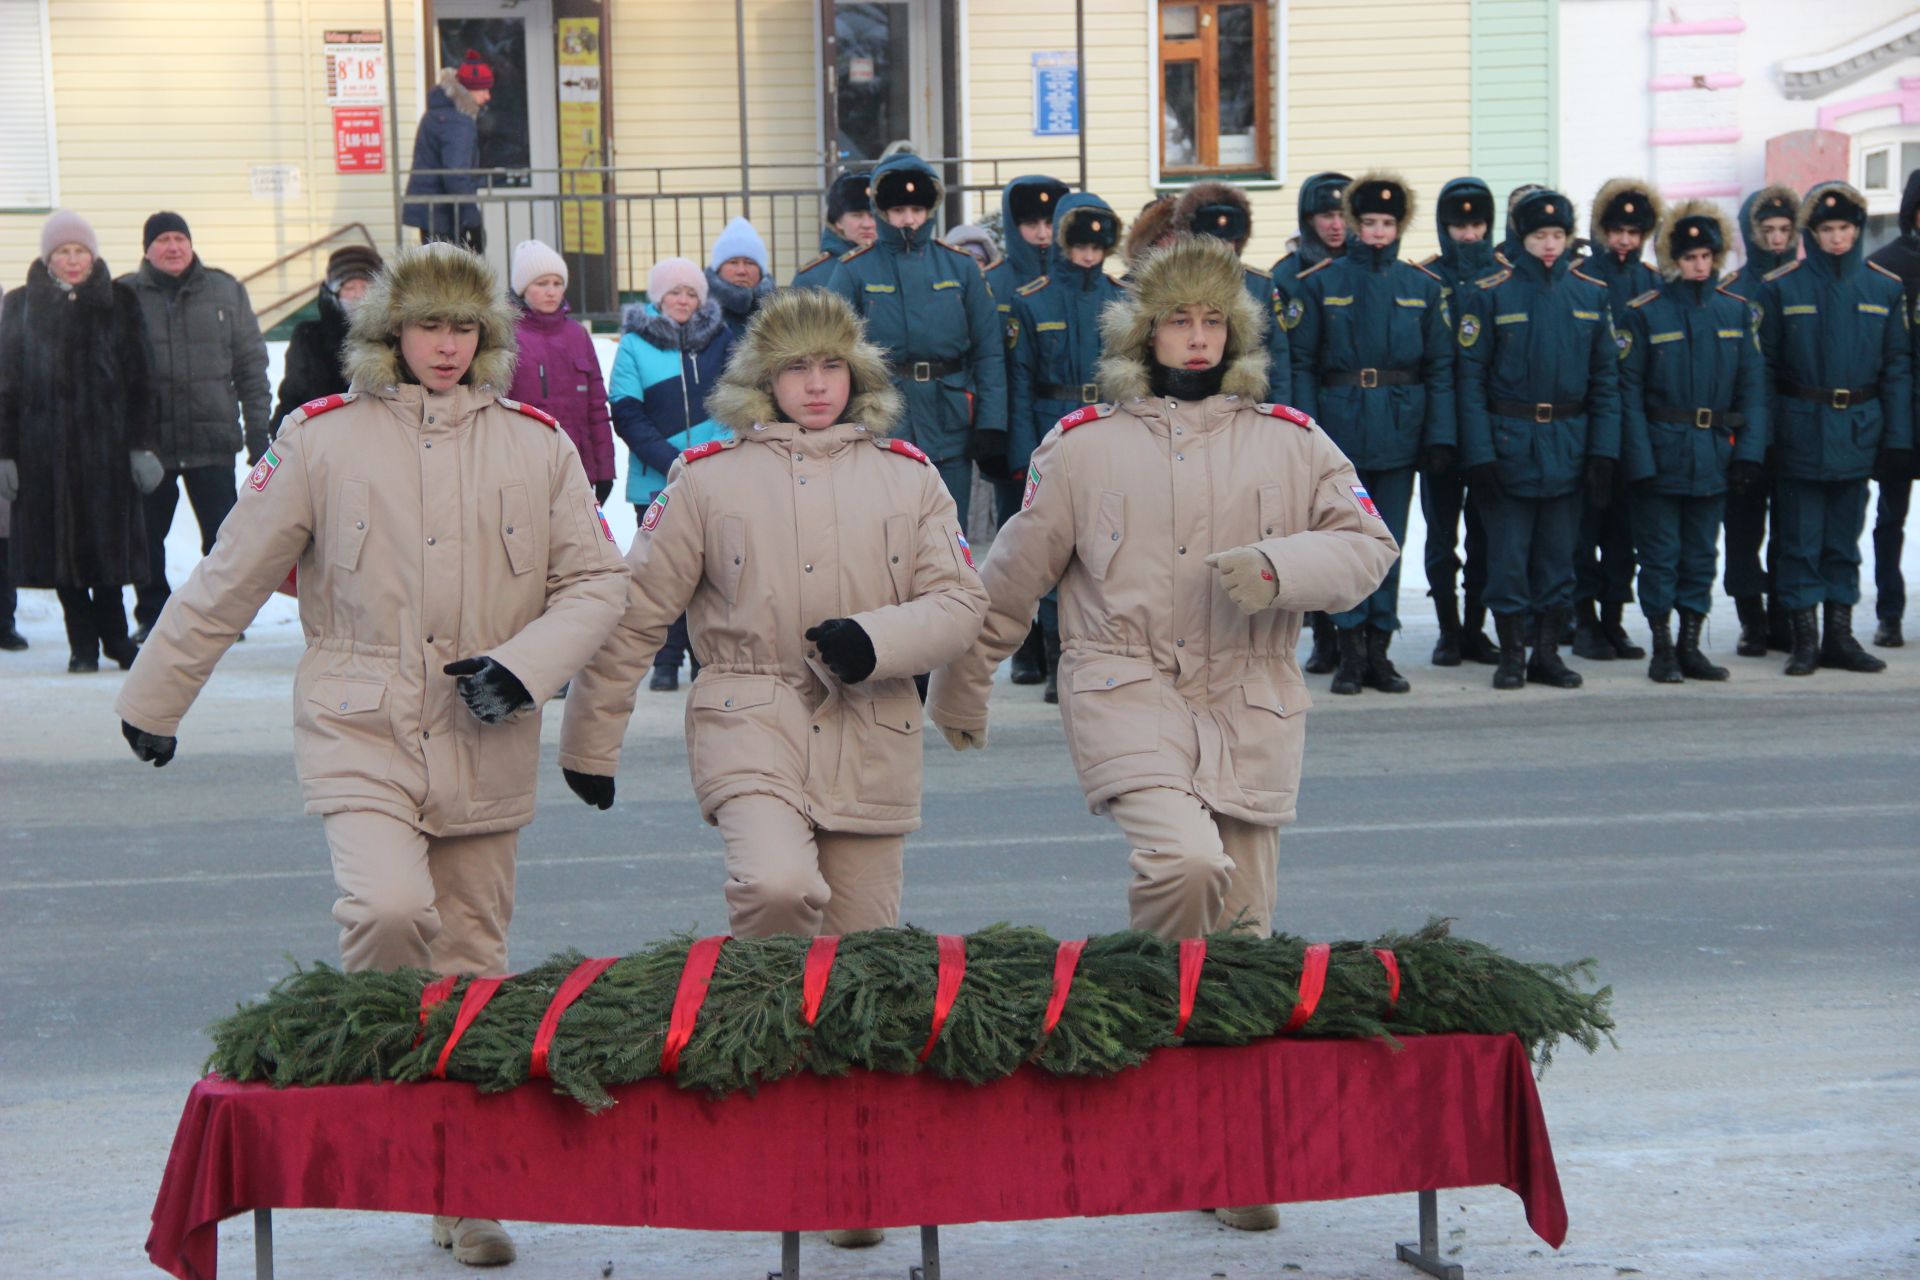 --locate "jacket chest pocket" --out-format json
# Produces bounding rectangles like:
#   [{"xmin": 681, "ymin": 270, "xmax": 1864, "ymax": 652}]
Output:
[
  {"xmin": 332, "ymin": 478, "xmax": 371, "ymax": 571},
  {"xmin": 1079, "ymin": 490, "xmax": 1126, "ymax": 579},
  {"xmin": 499, "ymin": 483, "xmax": 535, "ymax": 576},
  {"xmin": 711, "ymin": 513, "xmax": 747, "ymax": 605},
  {"xmin": 883, "ymin": 513, "xmax": 913, "ymax": 602},
  {"xmin": 573, "ymin": 356, "xmax": 598, "ymax": 396},
  {"xmin": 1257, "ymin": 483, "xmax": 1289, "ymax": 542}
]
